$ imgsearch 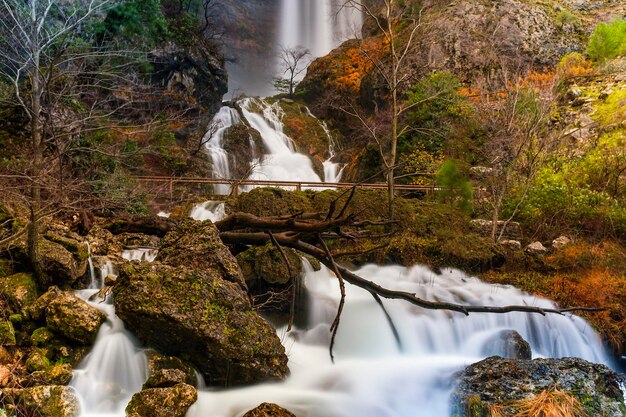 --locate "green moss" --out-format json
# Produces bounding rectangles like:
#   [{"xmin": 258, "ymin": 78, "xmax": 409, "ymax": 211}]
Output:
[
  {"xmin": 593, "ymin": 88, "xmax": 626, "ymax": 127},
  {"xmin": 43, "ymin": 233, "xmax": 88, "ymax": 261},
  {"xmin": 0, "ymin": 272, "xmax": 38, "ymax": 313},
  {"xmin": 0, "ymin": 320, "xmax": 16, "ymax": 346},
  {"xmin": 25, "ymin": 348, "xmax": 51, "ymax": 372},
  {"xmin": 9, "ymin": 314, "xmax": 22, "ymax": 326},
  {"xmin": 0, "ymin": 258, "xmax": 12, "ymax": 278},
  {"xmin": 31, "ymin": 327, "xmax": 56, "ymax": 346}
]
